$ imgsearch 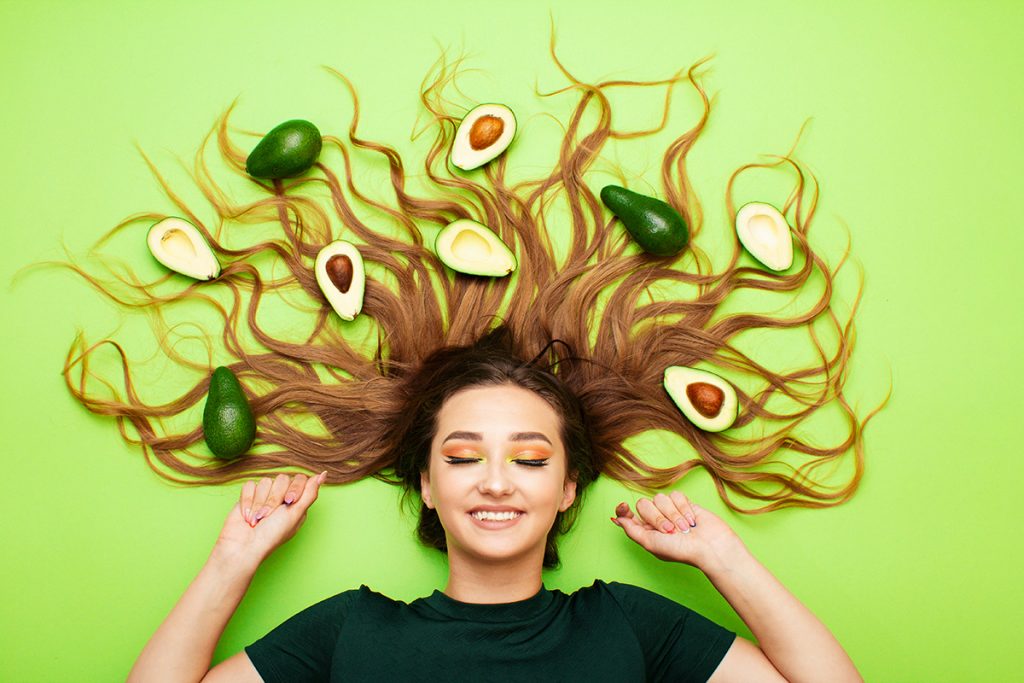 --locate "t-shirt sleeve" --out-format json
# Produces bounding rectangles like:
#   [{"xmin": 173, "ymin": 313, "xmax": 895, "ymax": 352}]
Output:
[
  {"xmin": 604, "ymin": 581, "xmax": 736, "ymax": 683},
  {"xmin": 243, "ymin": 589, "xmax": 361, "ymax": 683}
]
